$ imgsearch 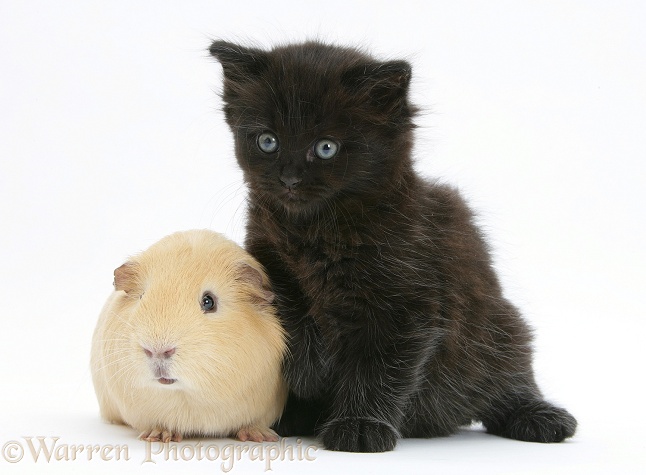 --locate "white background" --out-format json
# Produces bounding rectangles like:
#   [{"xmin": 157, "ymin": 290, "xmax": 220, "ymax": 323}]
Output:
[{"xmin": 1, "ymin": 1, "xmax": 644, "ymax": 473}]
